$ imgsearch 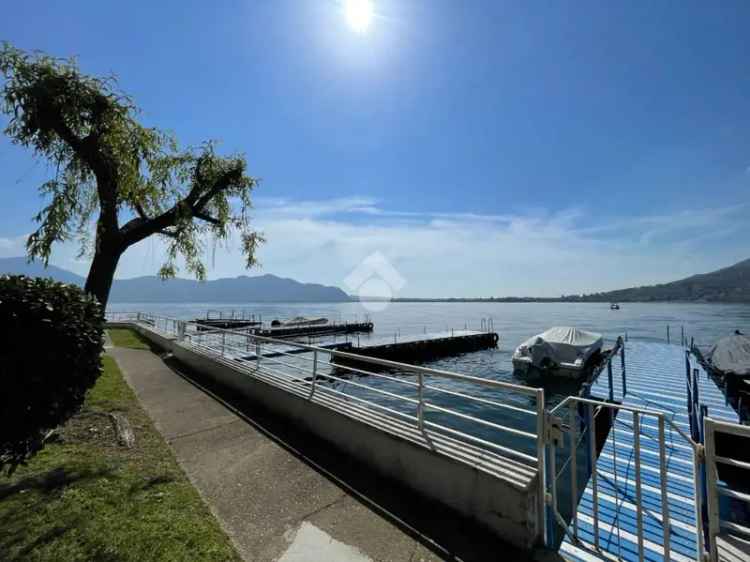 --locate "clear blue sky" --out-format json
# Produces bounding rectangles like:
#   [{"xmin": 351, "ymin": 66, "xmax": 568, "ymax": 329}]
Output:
[{"xmin": 1, "ymin": 1, "xmax": 749, "ymax": 297}]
